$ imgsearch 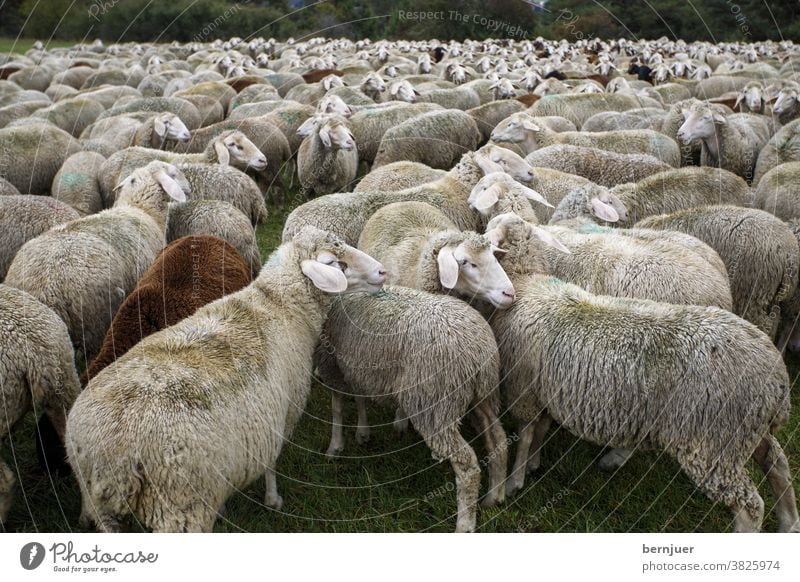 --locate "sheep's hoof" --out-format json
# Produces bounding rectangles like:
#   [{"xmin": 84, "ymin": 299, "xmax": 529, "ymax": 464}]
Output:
[
  {"xmin": 264, "ymin": 494, "xmax": 283, "ymax": 511},
  {"xmin": 455, "ymin": 519, "xmax": 476, "ymax": 533},
  {"xmin": 325, "ymin": 445, "xmax": 343, "ymax": 459},
  {"xmin": 393, "ymin": 418, "xmax": 409, "ymax": 434},
  {"xmin": 78, "ymin": 511, "xmax": 92, "ymax": 529},
  {"xmin": 526, "ymin": 457, "xmax": 541, "ymax": 474},
  {"xmin": 355, "ymin": 430, "xmax": 370, "ymax": 445},
  {"xmin": 505, "ymin": 478, "xmax": 524, "ymax": 497},
  {"xmin": 217, "ymin": 502, "xmax": 227, "ymax": 517},
  {"xmin": 784, "ymin": 520, "xmax": 800, "ymax": 533},
  {"xmin": 598, "ymin": 449, "xmax": 631, "ymax": 472},
  {"xmin": 480, "ymin": 491, "xmax": 505, "ymax": 508}
]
